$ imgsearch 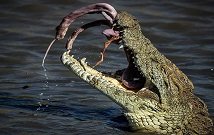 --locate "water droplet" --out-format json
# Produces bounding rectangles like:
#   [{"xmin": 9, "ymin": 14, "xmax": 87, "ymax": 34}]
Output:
[{"xmin": 36, "ymin": 107, "xmax": 41, "ymax": 111}]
